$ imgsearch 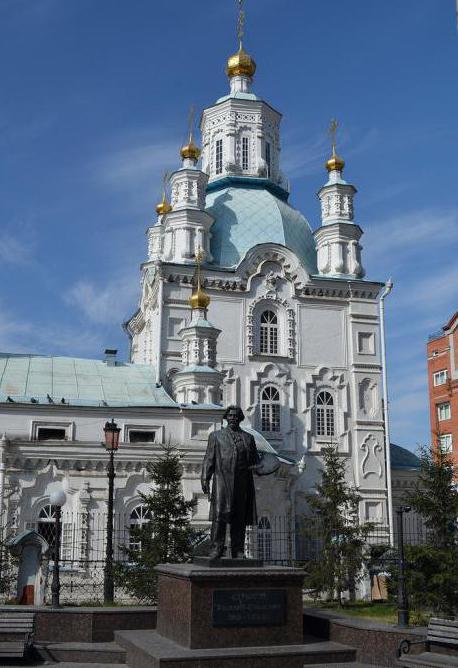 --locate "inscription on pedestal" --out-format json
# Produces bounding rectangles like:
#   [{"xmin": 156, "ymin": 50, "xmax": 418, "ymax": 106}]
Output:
[{"xmin": 212, "ymin": 589, "xmax": 286, "ymax": 627}]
